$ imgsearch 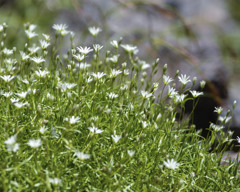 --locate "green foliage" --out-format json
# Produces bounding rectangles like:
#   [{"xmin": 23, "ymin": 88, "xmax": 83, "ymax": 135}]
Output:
[{"xmin": 0, "ymin": 23, "xmax": 239, "ymax": 191}]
